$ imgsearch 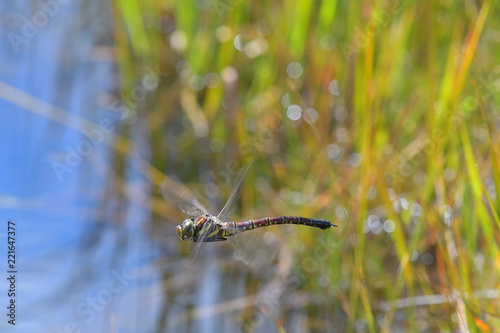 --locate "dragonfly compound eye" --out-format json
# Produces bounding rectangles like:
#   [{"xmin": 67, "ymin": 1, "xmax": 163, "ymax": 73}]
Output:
[{"xmin": 179, "ymin": 219, "xmax": 194, "ymax": 241}]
